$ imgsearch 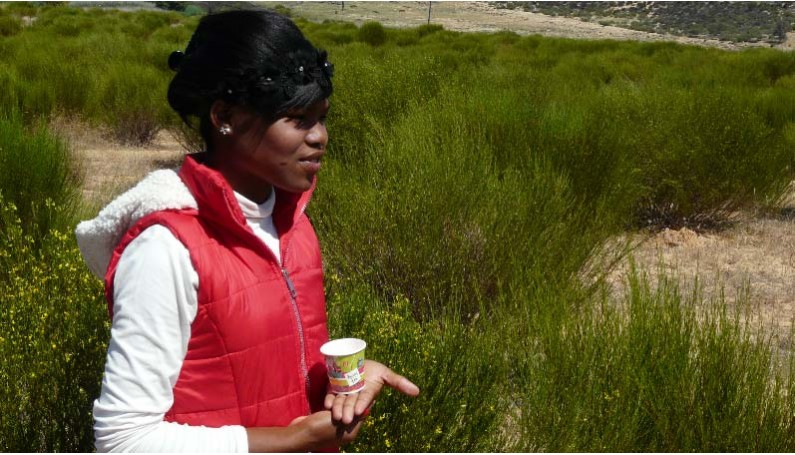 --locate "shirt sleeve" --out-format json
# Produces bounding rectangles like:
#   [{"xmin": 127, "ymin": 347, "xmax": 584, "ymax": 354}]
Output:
[{"xmin": 92, "ymin": 225, "xmax": 249, "ymax": 453}]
